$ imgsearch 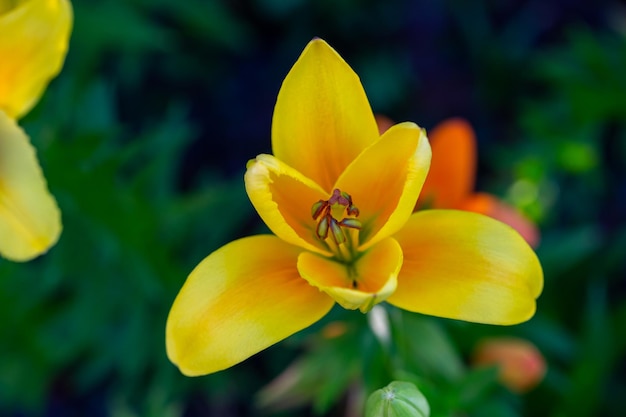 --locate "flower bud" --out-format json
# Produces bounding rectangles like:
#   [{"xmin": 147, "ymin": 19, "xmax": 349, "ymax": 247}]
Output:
[
  {"xmin": 472, "ymin": 337, "xmax": 546, "ymax": 393},
  {"xmin": 365, "ymin": 381, "xmax": 430, "ymax": 417}
]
